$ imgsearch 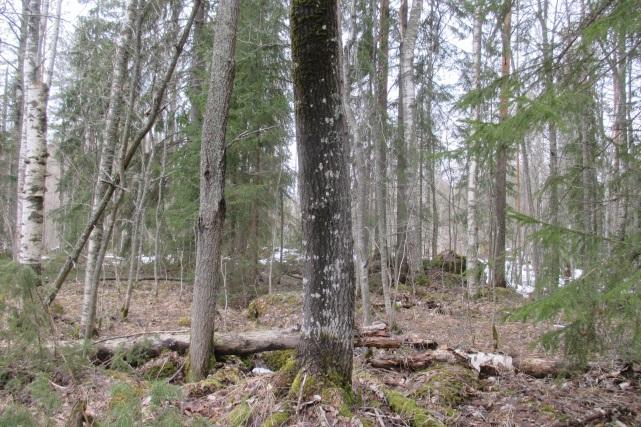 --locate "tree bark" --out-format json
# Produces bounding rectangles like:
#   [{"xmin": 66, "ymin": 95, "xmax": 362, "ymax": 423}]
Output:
[
  {"xmin": 491, "ymin": 0, "xmax": 511, "ymax": 288},
  {"xmin": 11, "ymin": 0, "xmax": 29, "ymax": 259},
  {"xmin": 189, "ymin": 0, "xmax": 240, "ymax": 381},
  {"xmin": 18, "ymin": 0, "xmax": 48, "ymax": 277},
  {"xmin": 466, "ymin": 0, "xmax": 482, "ymax": 294},
  {"xmin": 374, "ymin": 0, "xmax": 395, "ymax": 328},
  {"xmin": 291, "ymin": 0, "xmax": 355, "ymax": 385},
  {"xmin": 342, "ymin": 0, "xmax": 371, "ymax": 326},
  {"xmin": 399, "ymin": 0, "xmax": 422, "ymax": 281}
]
